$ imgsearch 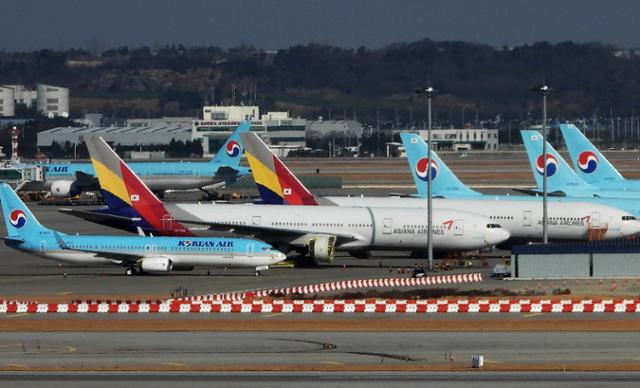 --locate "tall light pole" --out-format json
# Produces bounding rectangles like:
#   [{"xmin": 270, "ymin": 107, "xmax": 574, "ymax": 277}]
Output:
[
  {"xmin": 416, "ymin": 86, "xmax": 439, "ymax": 270},
  {"xmin": 532, "ymin": 83, "xmax": 551, "ymax": 243}
]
